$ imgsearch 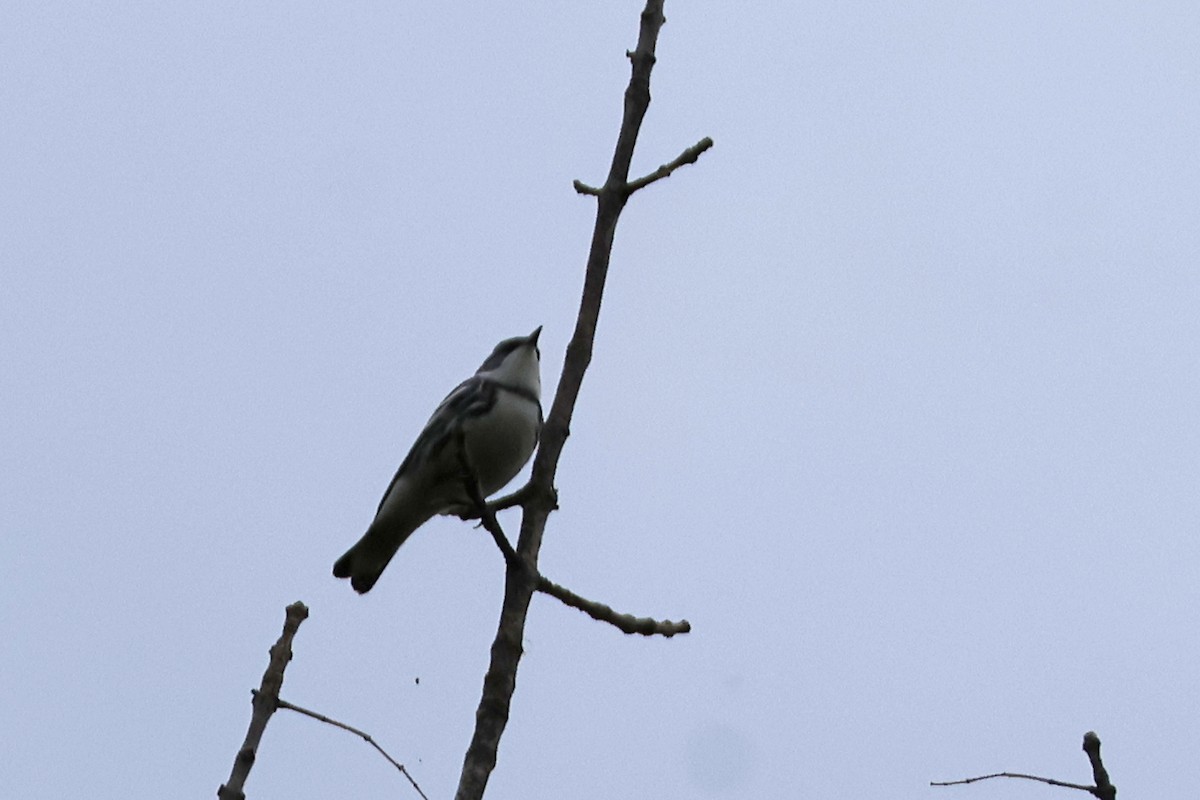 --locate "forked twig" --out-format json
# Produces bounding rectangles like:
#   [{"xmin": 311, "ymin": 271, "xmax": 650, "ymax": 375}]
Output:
[{"xmin": 457, "ymin": 433, "xmax": 688, "ymax": 637}]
